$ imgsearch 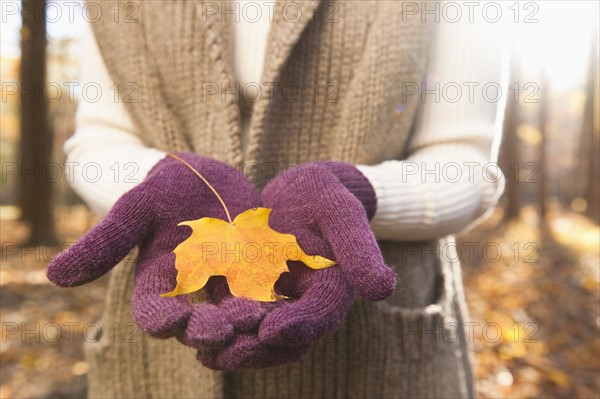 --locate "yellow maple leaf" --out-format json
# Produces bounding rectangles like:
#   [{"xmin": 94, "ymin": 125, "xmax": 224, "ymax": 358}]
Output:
[
  {"xmin": 161, "ymin": 207, "xmax": 335, "ymax": 302},
  {"xmin": 161, "ymin": 153, "xmax": 335, "ymax": 301}
]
